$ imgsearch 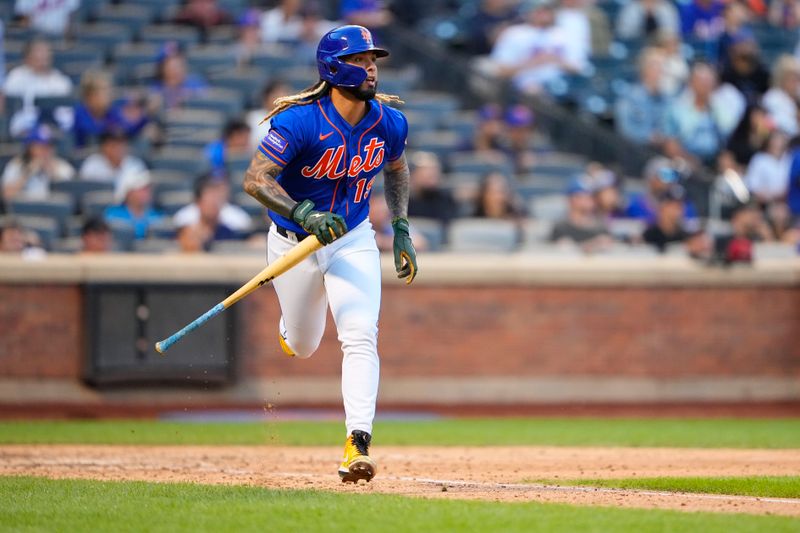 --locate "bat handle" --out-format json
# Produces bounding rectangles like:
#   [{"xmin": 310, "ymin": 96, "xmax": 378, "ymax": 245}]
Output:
[{"xmin": 154, "ymin": 303, "xmax": 225, "ymax": 354}]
